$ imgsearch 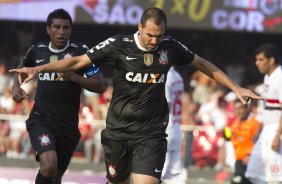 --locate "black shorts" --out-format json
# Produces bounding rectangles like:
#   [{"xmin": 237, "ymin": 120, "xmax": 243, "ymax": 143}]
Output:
[
  {"xmin": 26, "ymin": 111, "xmax": 80, "ymax": 171},
  {"xmin": 101, "ymin": 130, "xmax": 167, "ymax": 183}
]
